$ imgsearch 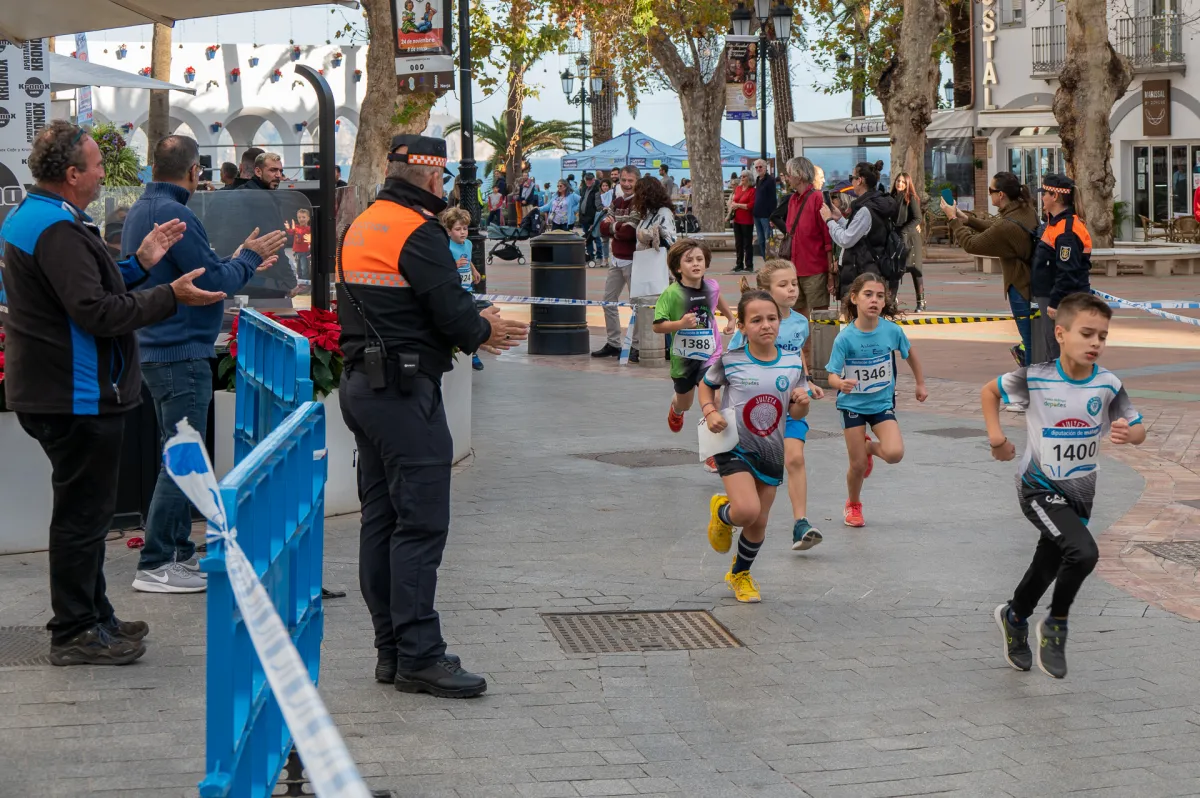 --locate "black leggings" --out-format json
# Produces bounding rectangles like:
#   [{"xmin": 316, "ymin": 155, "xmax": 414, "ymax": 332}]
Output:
[
  {"xmin": 888, "ymin": 265, "xmax": 924, "ymax": 302},
  {"xmin": 733, "ymin": 223, "xmax": 754, "ymax": 271},
  {"xmin": 1010, "ymin": 491, "xmax": 1099, "ymax": 619}
]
